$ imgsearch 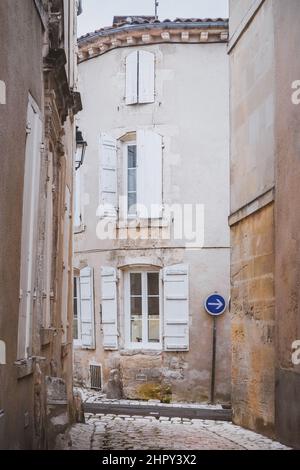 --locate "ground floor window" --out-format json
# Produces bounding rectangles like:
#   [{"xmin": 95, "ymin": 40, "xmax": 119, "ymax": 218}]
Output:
[{"xmin": 126, "ymin": 270, "xmax": 161, "ymax": 348}]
